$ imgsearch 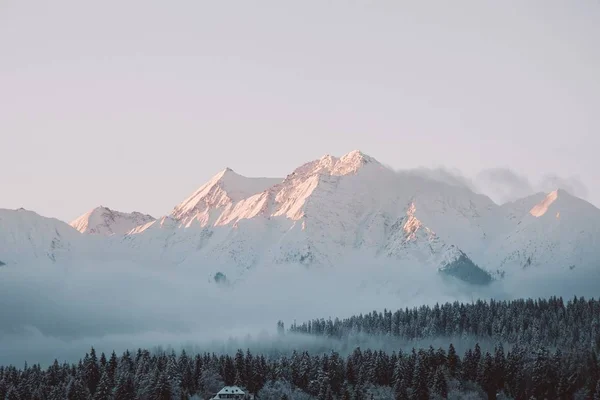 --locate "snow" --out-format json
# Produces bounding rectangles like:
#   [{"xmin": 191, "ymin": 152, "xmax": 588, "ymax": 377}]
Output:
[
  {"xmin": 529, "ymin": 190, "xmax": 559, "ymax": 217},
  {"xmin": 0, "ymin": 208, "xmax": 82, "ymax": 264},
  {"xmin": 170, "ymin": 168, "xmax": 282, "ymax": 227},
  {"xmin": 3, "ymin": 151, "xmax": 600, "ymax": 286},
  {"xmin": 70, "ymin": 206, "xmax": 155, "ymax": 235},
  {"xmin": 486, "ymin": 188, "xmax": 600, "ymax": 275}
]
